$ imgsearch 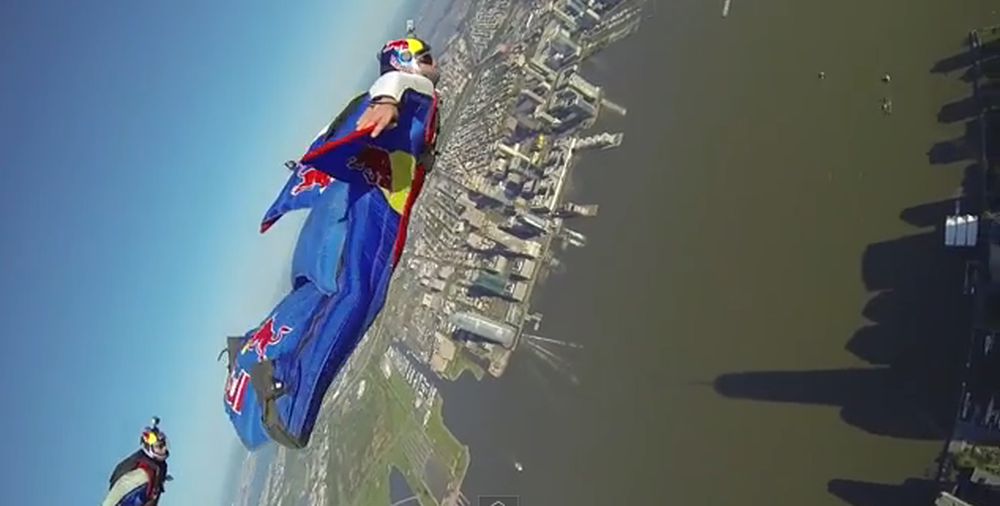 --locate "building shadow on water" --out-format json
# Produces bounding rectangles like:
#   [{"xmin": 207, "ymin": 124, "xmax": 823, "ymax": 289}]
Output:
[
  {"xmin": 934, "ymin": 35, "xmax": 1000, "ymax": 82},
  {"xmin": 828, "ymin": 478, "xmax": 939, "ymax": 506},
  {"xmin": 938, "ymin": 81, "xmax": 1000, "ymax": 124},
  {"xmin": 714, "ymin": 206, "xmax": 974, "ymax": 505},
  {"xmin": 928, "ymin": 117, "xmax": 988, "ymax": 165},
  {"xmin": 715, "ymin": 42, "xmax": 991, "ymax": 505},
  {"xmin": 715, "ymin": 225, "xmax": 971, "ymax": 441}
]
